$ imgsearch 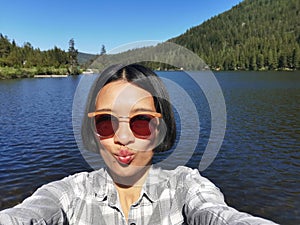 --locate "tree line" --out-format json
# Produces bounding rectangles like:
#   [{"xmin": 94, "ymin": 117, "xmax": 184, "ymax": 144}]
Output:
[{"xmin": 0, "ymin": 35, "xmax": 80, "ymax": 79}]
